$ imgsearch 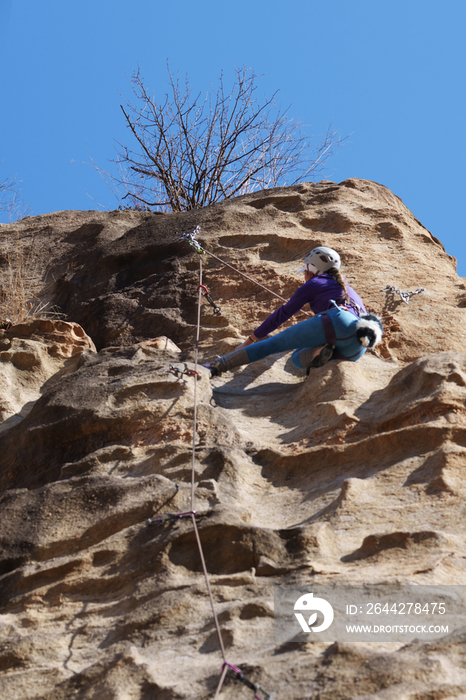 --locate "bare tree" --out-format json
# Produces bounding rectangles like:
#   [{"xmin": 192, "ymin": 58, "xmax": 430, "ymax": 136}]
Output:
[
  {"xmin": 110, "ymin": 65, "xmax": 343, "ymax": 212},
  {"xmin": 0, "ymin": 173, "xmax": 29, "ymax": 222}
]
